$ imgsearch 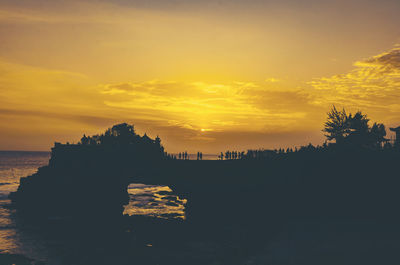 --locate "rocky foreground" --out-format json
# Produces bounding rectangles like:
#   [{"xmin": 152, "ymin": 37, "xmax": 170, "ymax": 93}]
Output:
[{"xmin": 7, "ymin": 123, "xmax": 400, "ymax": 264}]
